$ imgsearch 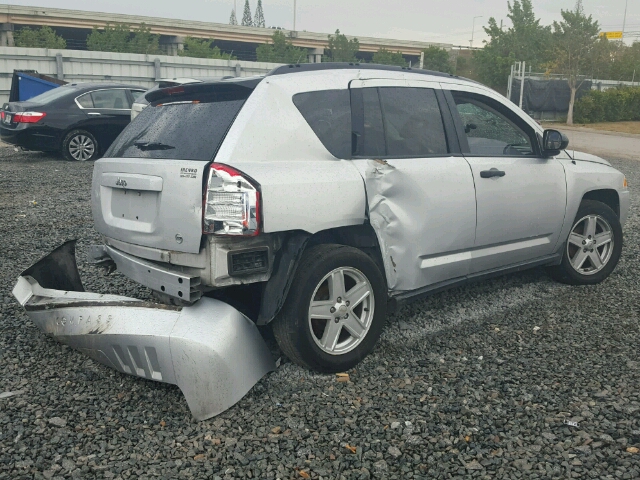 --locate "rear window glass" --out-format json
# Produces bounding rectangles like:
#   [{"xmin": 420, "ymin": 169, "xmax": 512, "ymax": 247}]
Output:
[
  {"xmin": 28, "ymin": 86, "xmax": 74, "ymax": 104},
  {"xmin": 75, "ymin": 93, "xmax": 93, "ymax": 108},
  {"xmin": 293, "ymin": 89, "xmax": 351, "ymax": 159},
  {"xmin": 377, "ymin": 87, "xmax": 448, "ymax": 157},
  {"xmin": 105, "ymin": 89, "xmax": 249, "ymax": 160},
  {"xmin": 91, "ymin": 89, "xmax": 130, "ymax": 109}
]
